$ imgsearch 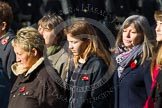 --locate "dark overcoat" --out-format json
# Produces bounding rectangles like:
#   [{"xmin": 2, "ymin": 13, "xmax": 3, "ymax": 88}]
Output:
[{"xmin": 113, "ymin": 60, "xmax": 152, "ymax": 108}]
